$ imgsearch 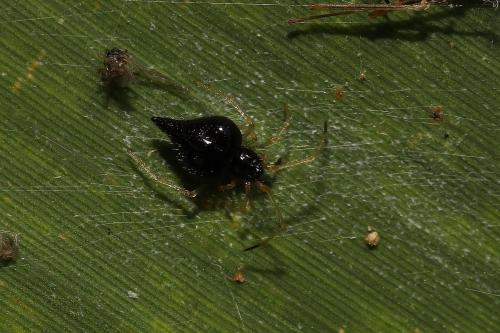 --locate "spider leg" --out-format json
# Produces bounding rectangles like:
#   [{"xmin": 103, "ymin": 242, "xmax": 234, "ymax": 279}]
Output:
[
  {"xmin": 224, "ymin": 95, "xmax": 257, "ymax": 142},
  {"xmin": 223, "ymin": 192, "xmax": 233, "ymax": 210},
  {"xmin": 196, "ymin": 81, "xmax": 257, "ymax": 141},
  {"xmin": 243, "ymin": 224, "xmax": 289, "ymax": 251},
  {"xmin": 243, "ymin": 183, "xmax": 288, "ymax": 251},
  {"xmin": 244, "ymin": 181, "xmax": 252, "ymax": 212},
  {"xmin": 258, "ymin": 103, "xmax": 291, "ymax": 148},
  {"xmin": 265, "ymin": 120, "xmax": 328, "ymax": 173},
  {"xmin": 255, "ymin": 180, "xmax": 272, "ymax": 194},
  {"xmin": 133, "ymin": 64, "xmax": 191, "ymax": 99},
  {"xmin": 218, "ymin": 179, "xmax": 237, "ymax": 192},
  {"xmin": 217, "ymin": 180, "xmax": 237, "ymax": 210},
  {"xmin": 128, "ymin": 151, "xmax": 198, "ymax": 198}
]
